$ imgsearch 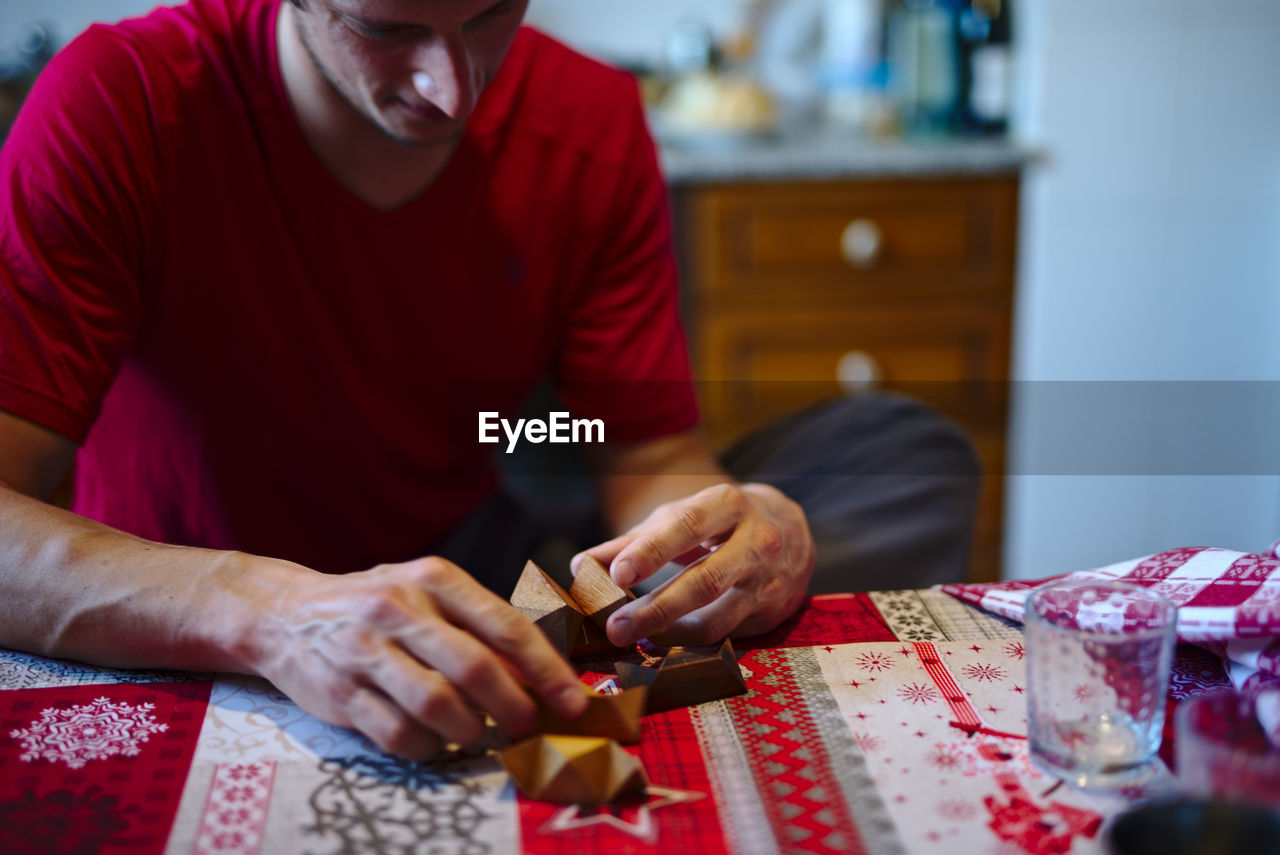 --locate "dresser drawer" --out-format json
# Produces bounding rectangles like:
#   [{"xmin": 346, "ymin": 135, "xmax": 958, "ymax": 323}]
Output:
[
  {"xmin": 681, "ymin": 177, "xmax": 1017, "ymax": 305},
  {"xmin": 698, "ymin": 308, "xmax": 1008, "ymax": 436}
]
